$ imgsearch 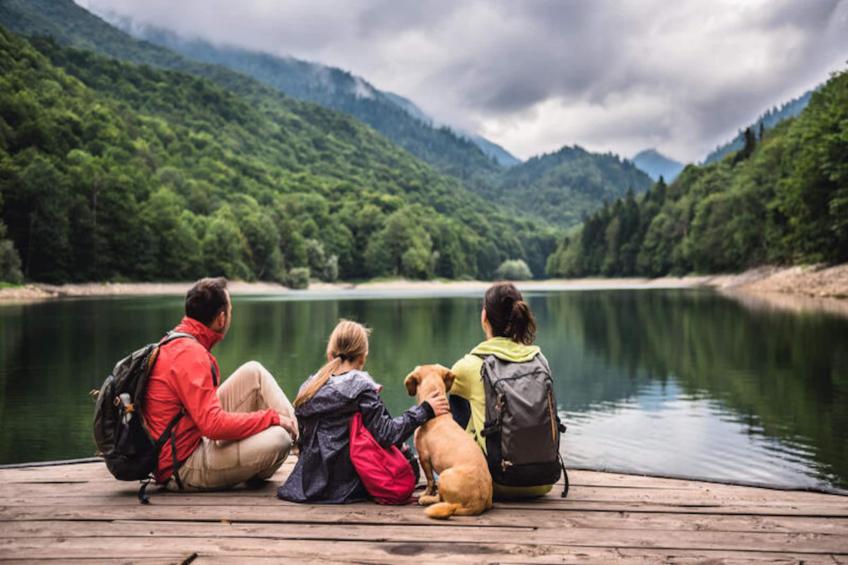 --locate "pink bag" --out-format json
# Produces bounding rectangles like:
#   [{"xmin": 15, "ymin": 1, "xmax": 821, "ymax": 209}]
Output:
[{"xmin": 349, "ymin": 412, "xmax": 416, "ymax": 505}]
